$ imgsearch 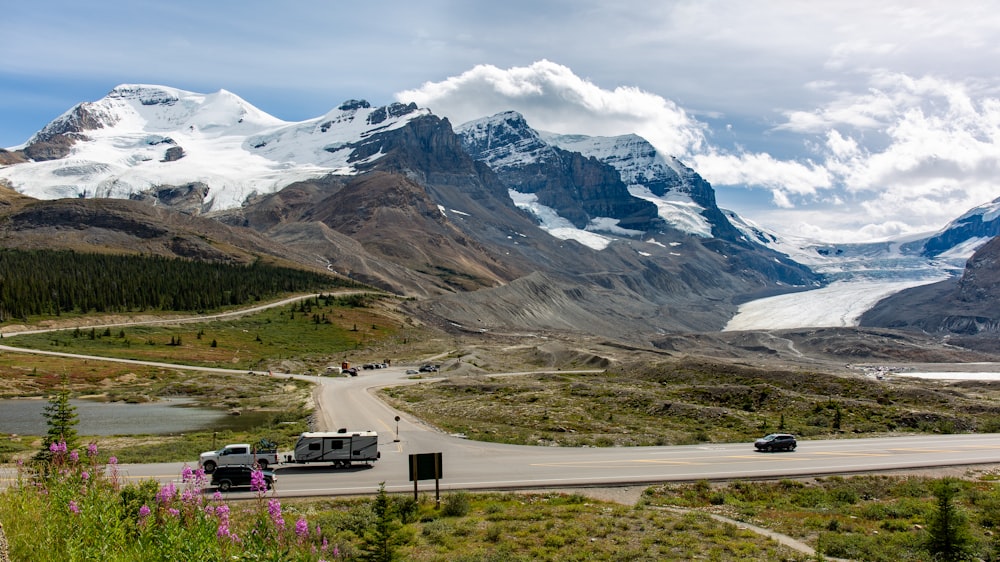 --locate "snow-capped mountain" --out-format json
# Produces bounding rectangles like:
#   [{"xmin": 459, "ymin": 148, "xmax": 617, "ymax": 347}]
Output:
[
  {"xmin": 907, "ymin": 196, "xmax": 1000, "ymax": 260},
  {"xmin": 455, "ymin": 111, "xmax": 748, "ymax": 249},
  {"xmin": 4, "ymin": 83, "xmax": 995, "ymax": 336},
  {"xmin": 0, "ymin": 85, "xmax": 428, "ymax": 211},
  {"xmin": 0, "ymin": 84, "xmax": 827, "ymax": 338},
  {"xmin": 541, "ymin": 131, "xmax": 715, "ymax": 237}
]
